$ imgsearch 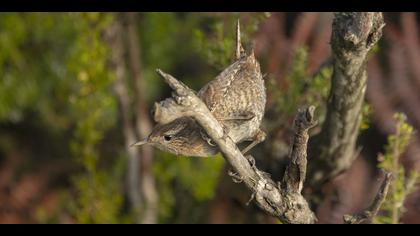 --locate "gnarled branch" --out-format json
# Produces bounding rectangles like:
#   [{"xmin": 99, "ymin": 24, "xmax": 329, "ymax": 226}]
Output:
[
  {"xmin": 309, "ymin": 12, "xmax": 385, "ymax": 187},
  {"xmin": 154, "ymin": 70, "xmax": 317, "ymax": 224},
  {"xmin": 283, "ymin": 106, "xmax": 317, "ymax": 193}
]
